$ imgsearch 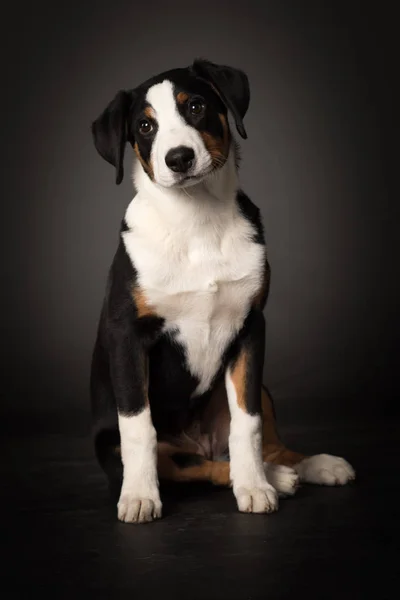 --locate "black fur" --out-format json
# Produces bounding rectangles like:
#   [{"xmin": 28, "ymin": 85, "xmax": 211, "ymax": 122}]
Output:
[
  {"xmin": 226, "ymin": 309, "xmax": 266, "ymax": 416},
  {"xmin": 236, "ymin": 190, "xmax": 265, "ymax": 245},
  {"xmin": 120, "ymin": 218, "xmax": 129, "ymax": 233},
  {"xmin": 171, "ymin": 453, "xmax": 205, "ymax": 468},
  {"xmin": 174, "ymin": 79, "xmax": 228, "ymax": 148},
  {"xmin": 192, "ymin": 59, "xmax": 250, "ymax": 139},
  {"xmin": 91, "ymin": 90, "xmax": 134, "ymax": 185},
  {"xmin": 236, "ymin": 191, "xmax": 270, "ymax": 308},
  {"xmin": 90, "ymin": 60, "xmax": 267, "ymax": 489},
  {"xmin": 90, "ymin": 240, "xmax": 163, "ymax": 419},
  {"xmin": 91, "ymin": 59, "xmax": 250, "ymax": 184}
]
